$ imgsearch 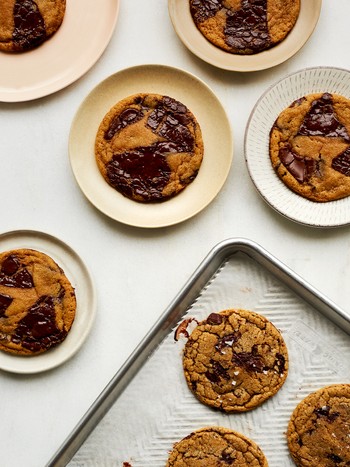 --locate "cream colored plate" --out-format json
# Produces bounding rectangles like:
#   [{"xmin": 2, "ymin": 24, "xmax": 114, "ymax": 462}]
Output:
[
  {"xmin": 0, "ymin": 0, "xmax": 119, "ymax": 102},
  {"xmin": 69, "ymin": 64, "xmax": 233, "ymax": 228},
  {"xmin": 168, "ymin": 0, "xmax": 322, "ymax": 72},
  {"xmin": 0, "ymin": 230, "xmax": 96, "ymax": 373},
  {"xmin": 245, "ymin": 67, "xmax": 350, "ymax": 228}
]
